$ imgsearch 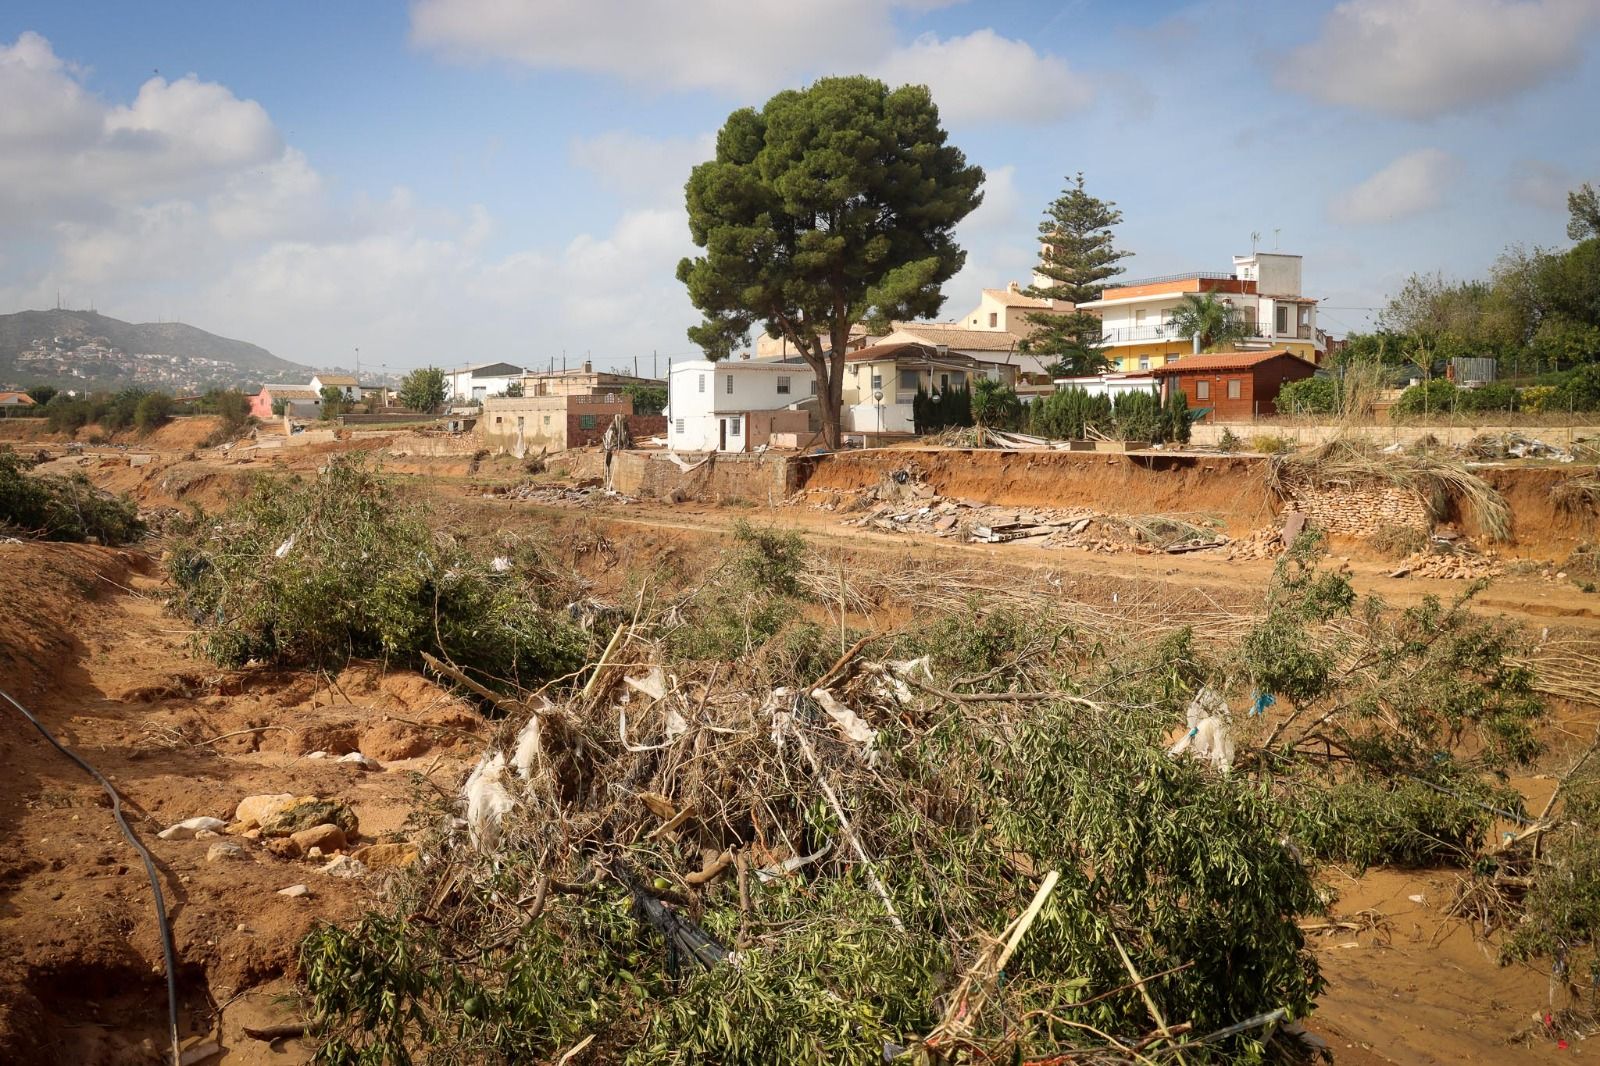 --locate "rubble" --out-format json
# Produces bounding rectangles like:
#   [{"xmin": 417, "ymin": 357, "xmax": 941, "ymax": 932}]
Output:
[
  {"xmin": 483, "ymin": 482, "xmax": 638, "ymax": 505},
  {"xmin": 1391, "ymin": 547, "xmax": 1505, "ymax": 580},
  {"xmin": 1461, "ymin": 432, "xmax": 1576, "ymax": 463}
]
